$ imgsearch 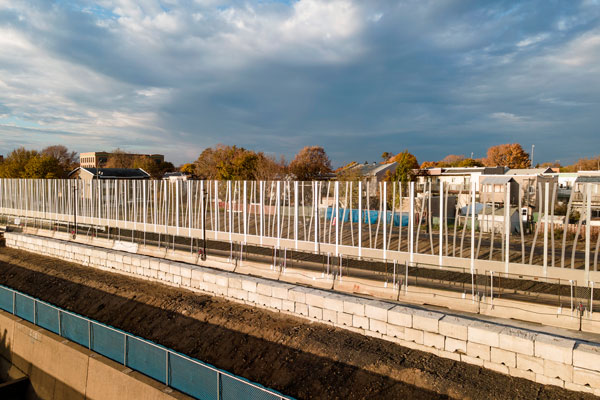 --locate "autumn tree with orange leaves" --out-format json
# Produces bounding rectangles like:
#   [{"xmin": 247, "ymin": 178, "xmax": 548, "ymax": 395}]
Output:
[{"xmin": 485, "ymin": 143, "xmax": 531, "ymax": 168}]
